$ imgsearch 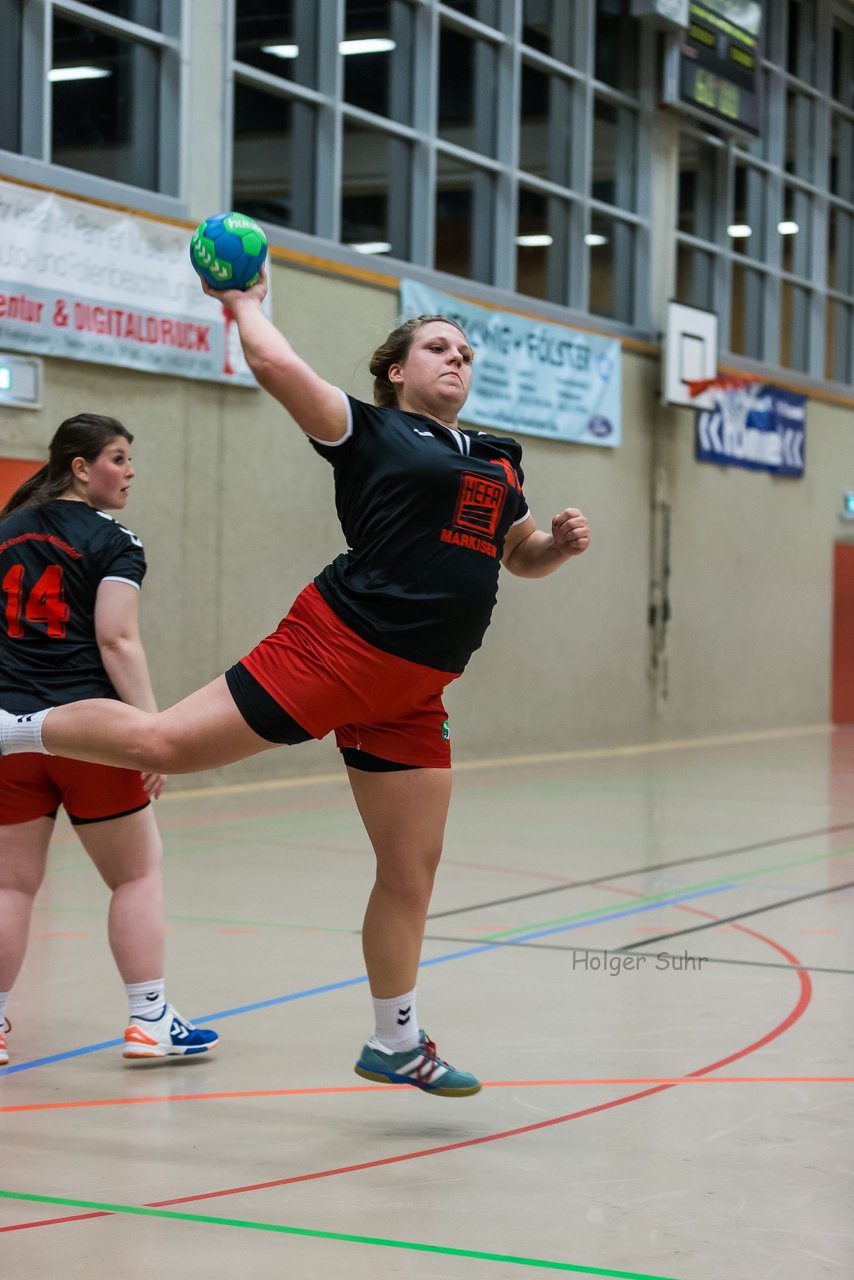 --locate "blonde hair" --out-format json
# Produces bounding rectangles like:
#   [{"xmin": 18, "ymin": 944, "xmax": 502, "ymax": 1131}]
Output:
[{"xmin": 369, "ymin": 314, "xmax": 469, "ymax": 408}]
